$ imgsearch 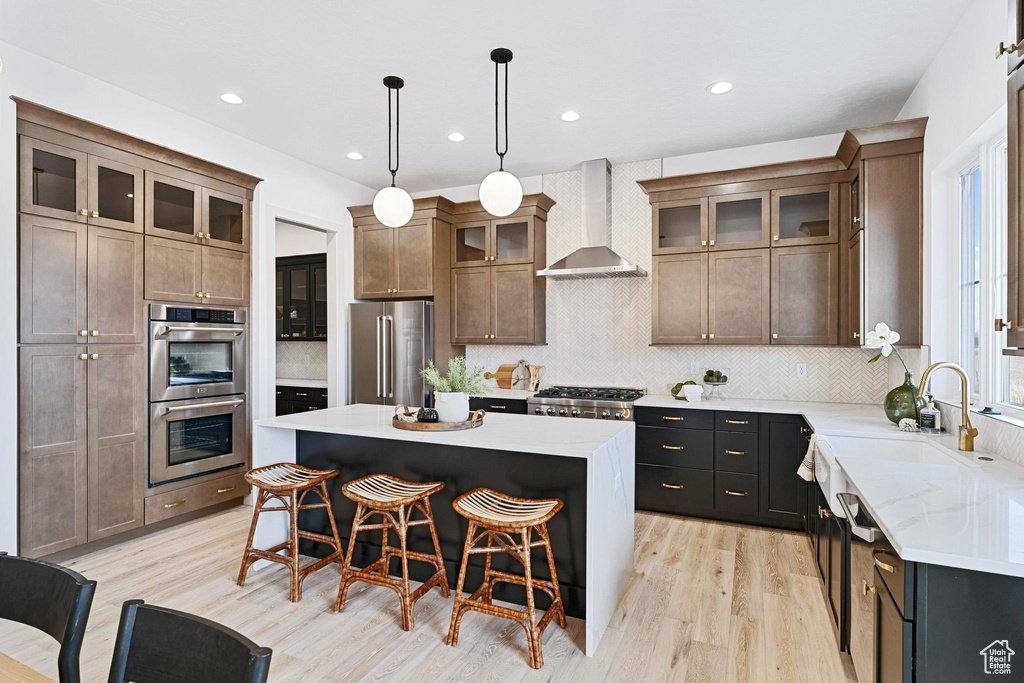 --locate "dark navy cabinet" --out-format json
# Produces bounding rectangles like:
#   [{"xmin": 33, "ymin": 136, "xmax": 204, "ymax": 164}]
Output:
[{"xmin": 468, "ymin": 397, "xmax": 528, "ymax": 414}]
